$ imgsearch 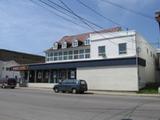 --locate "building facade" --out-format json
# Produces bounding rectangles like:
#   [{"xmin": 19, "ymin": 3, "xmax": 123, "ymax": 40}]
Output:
[
  {"xmin": 0, "ymin": 49, "xmax": 45, "ymax": 80},
  {"xmin": 14, "ymin": 27, "xmax": 160, "ymax": 91}
]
